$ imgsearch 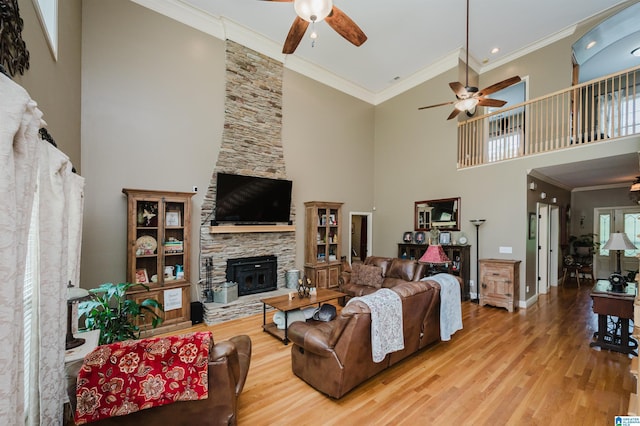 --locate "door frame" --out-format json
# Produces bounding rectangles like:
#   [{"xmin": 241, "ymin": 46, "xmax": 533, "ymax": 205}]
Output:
[
  {"xmin": 537, "ymin": 203, "xmax": 549, "ymax": 294},
  {"xmin": 348, "ymin": 212, "xmax": 373, "ymax": 265}
]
